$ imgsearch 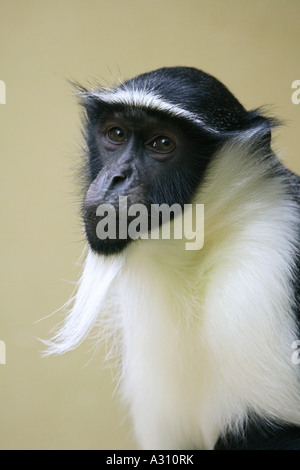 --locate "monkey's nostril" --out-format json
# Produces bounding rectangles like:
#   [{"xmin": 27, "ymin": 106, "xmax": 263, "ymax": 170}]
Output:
[{"xmin": 111, "ymin": 174, "xmax": 126, "ymax": 186}]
